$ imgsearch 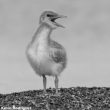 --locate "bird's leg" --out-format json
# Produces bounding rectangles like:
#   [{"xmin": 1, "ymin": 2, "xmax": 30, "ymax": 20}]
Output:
[
  {"xmin": 43, "ymin": 75, "xmax": 47, "ymax": 94},
  {"xmin": 55, "ymin": 75, "xmax": 59, "ymax": 94}
]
